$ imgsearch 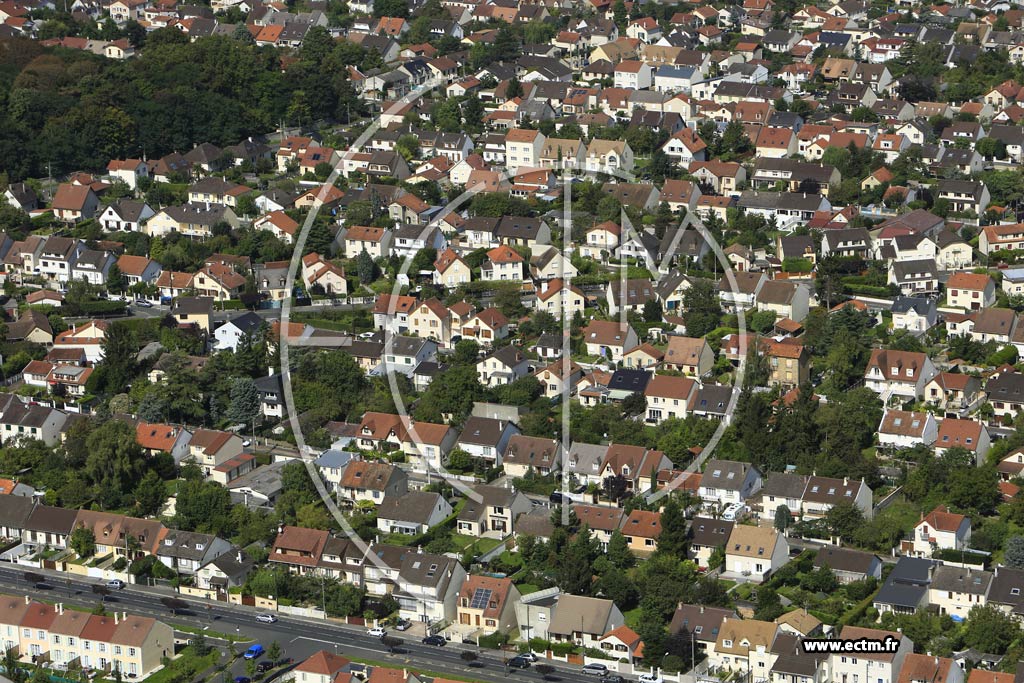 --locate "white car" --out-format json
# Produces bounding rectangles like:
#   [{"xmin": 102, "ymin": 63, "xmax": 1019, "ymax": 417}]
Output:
[
  {"xmin": 367, "ymin": 627, "xmax": 387, "ymax": 638},
  {"xmin": 242, "ymin": 440, "xmax": 252, "ymax": 447},
  {"xmin": 639, "ymin": 674, "xmax": 663, "ymax": 683},
  {"xmin": 255, "ymin": 614, "xmax": 277, "ymax": 624}
]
